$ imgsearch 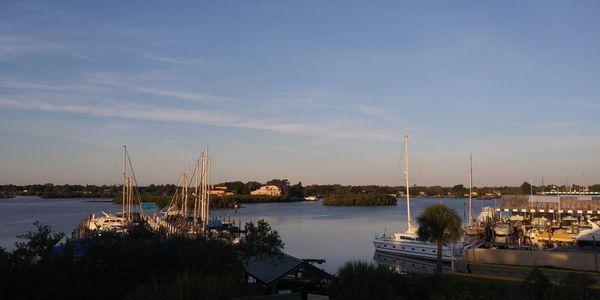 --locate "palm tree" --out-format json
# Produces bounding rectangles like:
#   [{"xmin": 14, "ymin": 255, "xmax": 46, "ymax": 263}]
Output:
[{"xmin": 417, "ymin": 204, "xmax": 463, "ymax": 273}]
